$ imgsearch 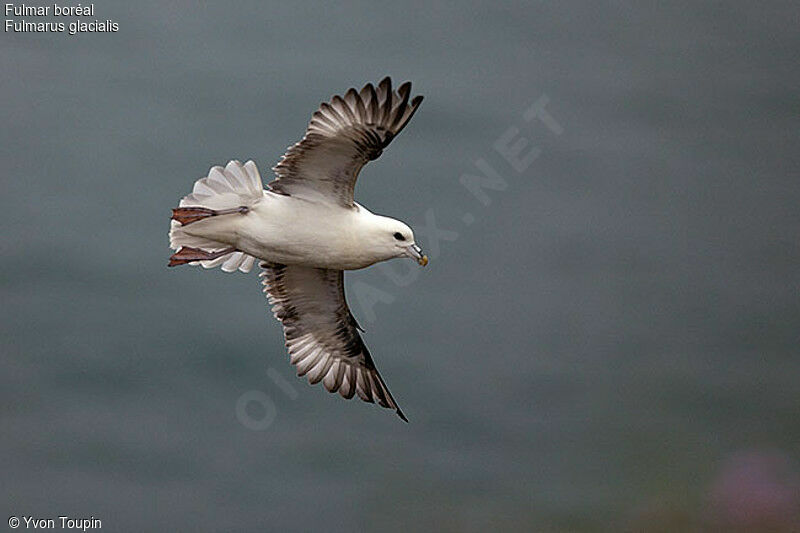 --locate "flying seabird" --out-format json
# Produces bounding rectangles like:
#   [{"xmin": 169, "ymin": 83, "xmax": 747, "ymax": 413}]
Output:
[{"xmin": 168, "ymin": 77, "xmax": 426, "ymax": 421}]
